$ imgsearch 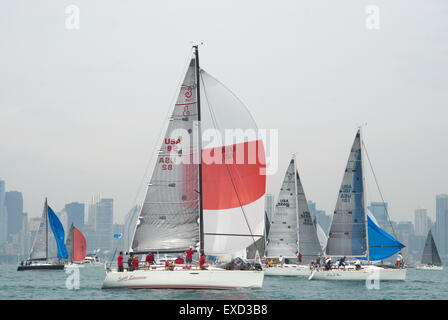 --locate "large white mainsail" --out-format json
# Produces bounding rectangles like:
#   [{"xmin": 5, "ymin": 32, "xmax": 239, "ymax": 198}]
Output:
[
  {"xmin": 131, "ymin": 55, "xmax": 200, "ymax": 253},
  {"xmin": 326, "ymin": 129, "xmax": 367, "ymax": 257}
]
